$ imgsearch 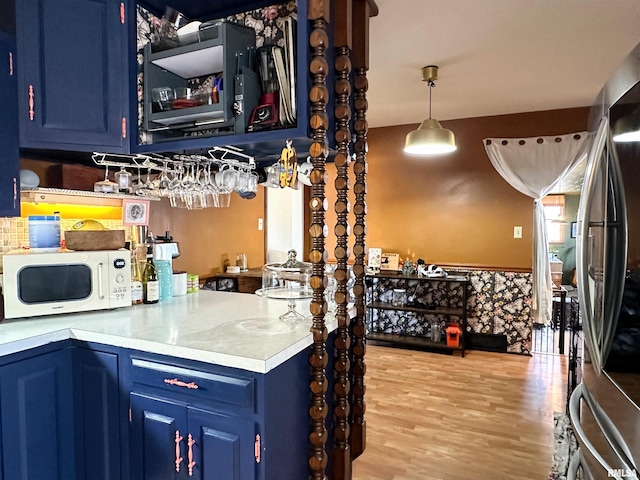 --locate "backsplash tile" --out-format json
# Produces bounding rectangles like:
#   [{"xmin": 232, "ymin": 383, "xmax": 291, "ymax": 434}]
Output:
[{"xmin": 0, "ymin": 217, "xmax": 131, "ymax": 253}]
